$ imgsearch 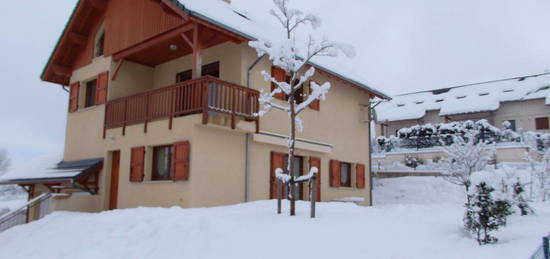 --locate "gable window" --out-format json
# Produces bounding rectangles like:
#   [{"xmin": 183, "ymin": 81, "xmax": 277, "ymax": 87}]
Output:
[
  {"xmin": 94, "ymin": 31, "xmax": 105, "ymax": 58},
  {"xmin": 84, "ymin": 80, "xmax": 97, "ymax": 108},
  {"xmin": 535, "ymin": 117, "xmax": 549, "ymax": 130},
  {"xmin": 340, "ymin": 162, "xmax": 351, "ymax": 187},
  {"xmin": 176, "ymin": 61, "xmax": 220, "ymax": 83},
  {"xmin": 152, "ymin": 146, "xmax": 172, "ymax": 180}
]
